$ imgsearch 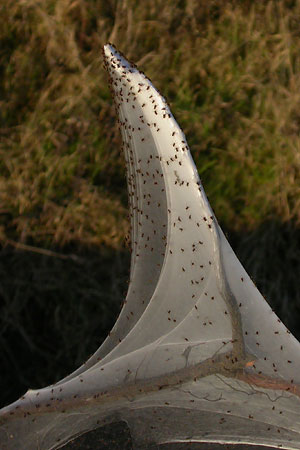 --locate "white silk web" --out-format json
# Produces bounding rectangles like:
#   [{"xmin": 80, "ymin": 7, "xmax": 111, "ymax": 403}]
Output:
[{"xmin": 0, "ymin": 44, "xmax": 300, "ymax": 450}]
